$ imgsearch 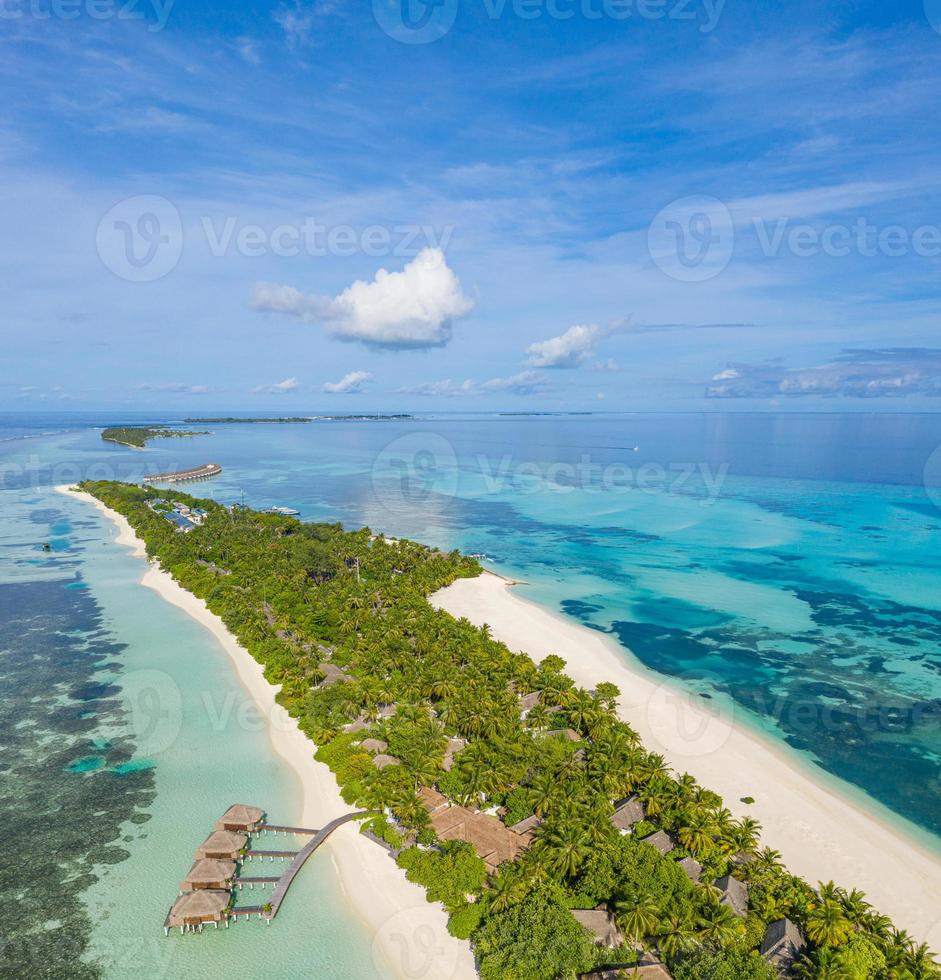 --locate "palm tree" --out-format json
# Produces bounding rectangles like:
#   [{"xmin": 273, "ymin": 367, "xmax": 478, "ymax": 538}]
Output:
[
  {"xmin": 678, "ymin": 811, "xmax": 715, "ymax": 856},
  {"xmin": 697, "ymin": 902, "xmax": 745, "ymax": 946},
  {"xmin": 656, "ymin": 913, "xmax": 698, "ymax": 958},
  {"xmin": 538, "ymin": 820, "xmax": 591, "ymax": 878},
  {"xmin": 806, "ymin": 899, "xmax": 853, "ymax": 947},
  {"xmin": 615, "ymin": 895, "xmax": 660, "ymax": 948}
]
